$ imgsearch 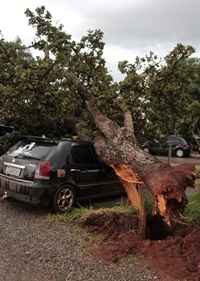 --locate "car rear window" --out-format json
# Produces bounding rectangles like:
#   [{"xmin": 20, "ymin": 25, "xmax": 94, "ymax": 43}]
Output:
[
  {"xmin": 177, "ymin": 137, "xmax": 187, "ymax": 145},
  {"xmin": 167, "ymin": 136, "xmax": 187, "ymax": 145},
  {"xmin": 7, "ymin": 140, "xmax": 57, "ymax": 160}
]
